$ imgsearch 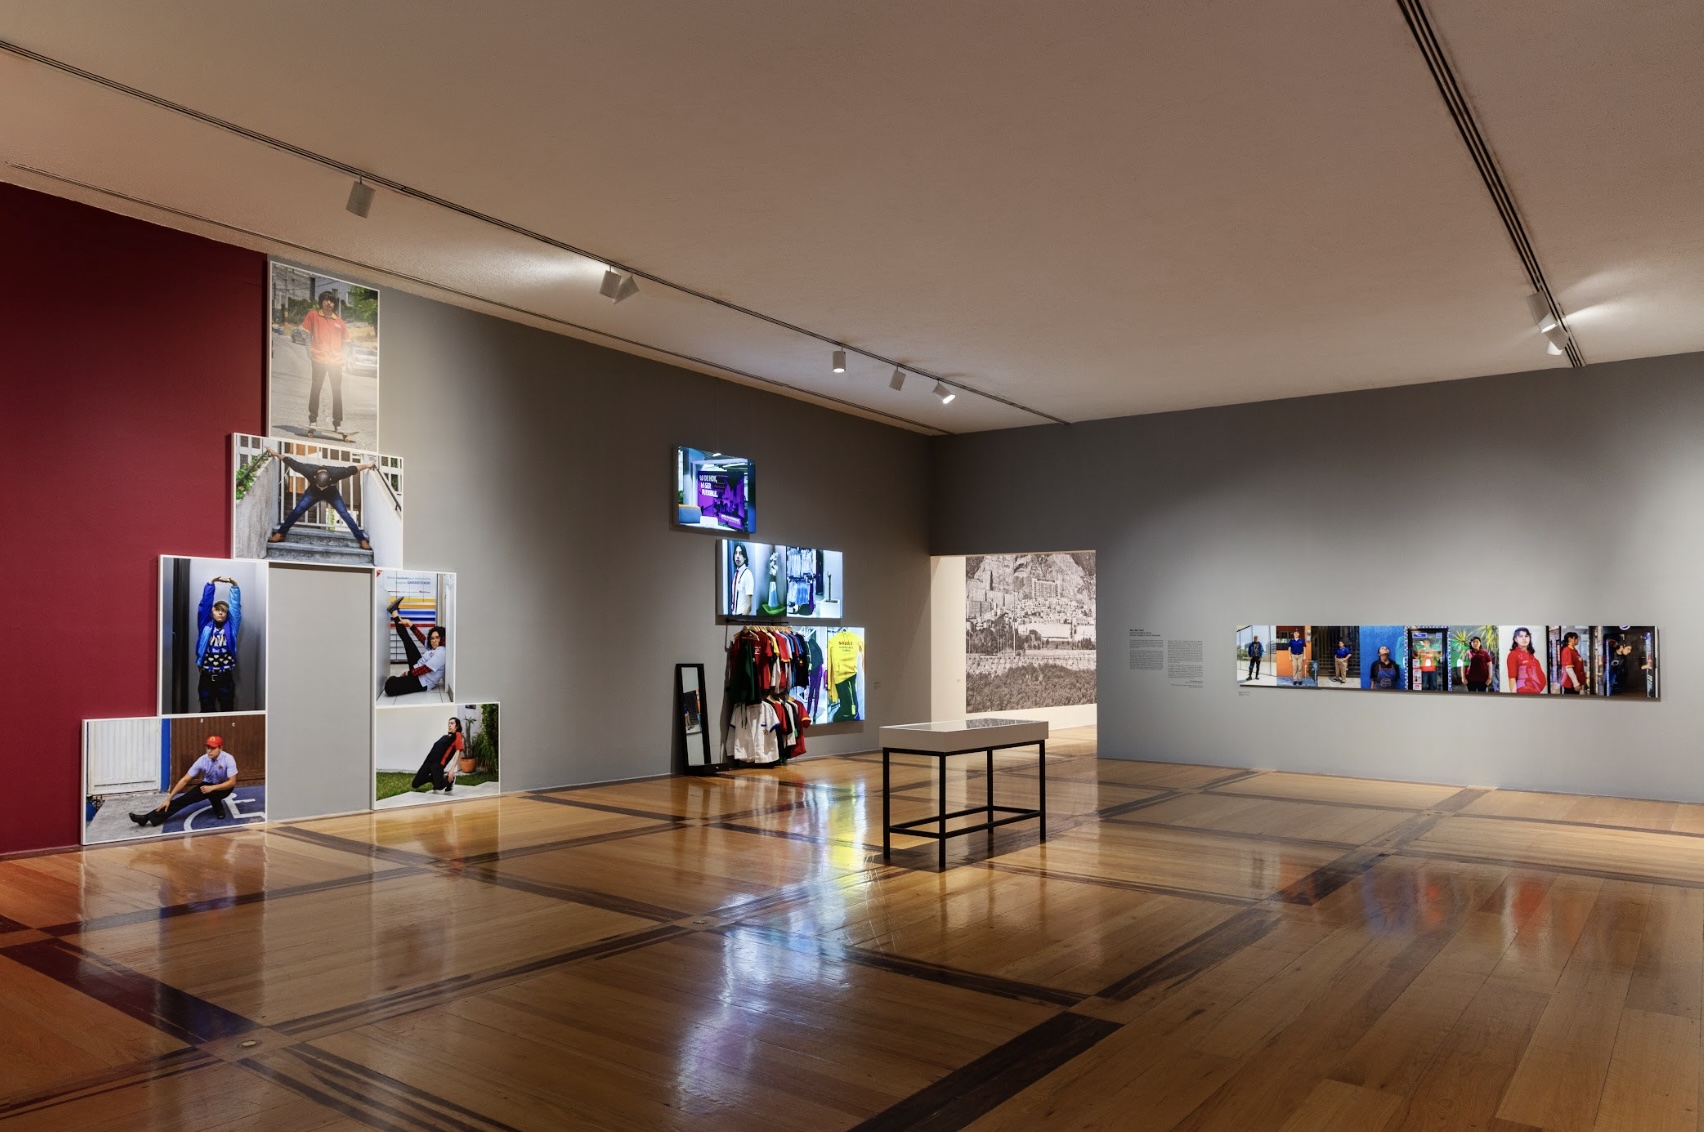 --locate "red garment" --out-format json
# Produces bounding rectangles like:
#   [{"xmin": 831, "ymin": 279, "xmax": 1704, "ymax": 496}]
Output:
[
  {"xmin": 300, "ymin": 308, "xmax": 348, "ymax": 365},
  {"xmin": 1559, "ymin": 645, "xmax": 1587, "ymax": 690},
  {"xmin": 1506, "ymin": 648, "xmax": 1545, "ymax": 694},
  {"xmin": 440, "ymin": 733, "xmax": 465, "ymax": 766}
]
